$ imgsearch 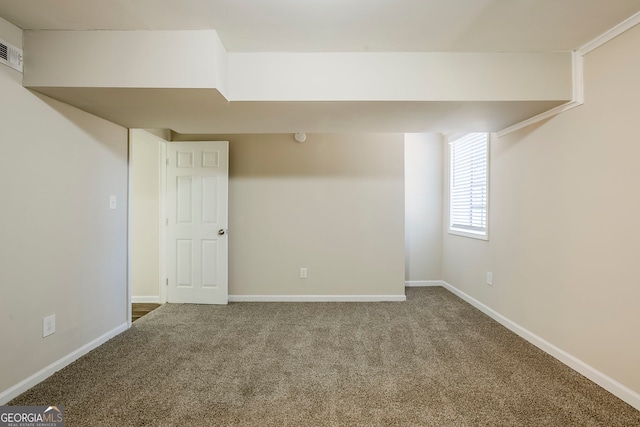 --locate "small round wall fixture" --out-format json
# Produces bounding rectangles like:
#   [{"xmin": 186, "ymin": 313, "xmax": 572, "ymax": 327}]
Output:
[{"xmin": 294, "ymin": 132, "xmax": 307, "ymax": 143}]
